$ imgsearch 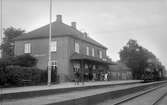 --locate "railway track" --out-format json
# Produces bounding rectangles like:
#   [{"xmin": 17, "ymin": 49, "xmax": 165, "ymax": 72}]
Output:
[
  {"xmin": 113, "ymin": 83, "xmax": 167, "ymax": 105},
  {"xmin": 95, "ymin": 82, "xmax": 167, "ymax": 105},
  {"xmin": 153, "ymin": 91, "xmax": 167, "ymax": 105}
]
